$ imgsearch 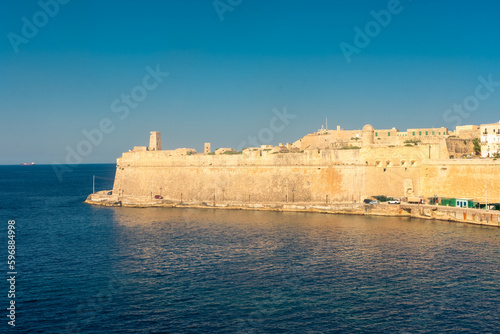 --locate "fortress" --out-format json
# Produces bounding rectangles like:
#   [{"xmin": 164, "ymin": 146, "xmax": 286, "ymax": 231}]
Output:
[{"xmin": 87, "ymin": 122, "xmax": 500, "ymax": 209}]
